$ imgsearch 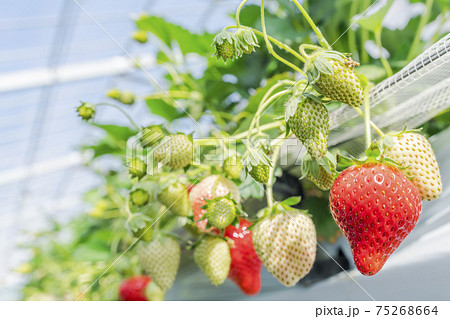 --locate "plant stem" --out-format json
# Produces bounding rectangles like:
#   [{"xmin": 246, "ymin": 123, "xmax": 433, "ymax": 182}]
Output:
[
  {"xmin": 236, "ymin": 0, "xmax": 249, "ymax": 28},
  {"xmin": 360, "ymin": 0, "xmax": 370, "ymax": 64},
  {"xmin": 193, "ymin": 121, "xmax": 284, "ymax": 146},
  {"xmin": 225, "ymin": 25, "xmax": 306, "ymax": 63},
  {"xmin": 290, "ymin": 0, "xmax": 331, "ymax": 49},
  {"xmin": 256, "ymin": 80, "xmax": 295, "ymax": 131},
  {"xmin": 266, "ymin": 133, "xmax": 285, "ymax": 209},
  {"xmin": 407, "ymin": 0, "xmax": 434, "ymax": 61},
  {"xmin": 95, "ymin": 103, "xmax": 142, "ymax": 131},
  {"xmin": 363, "ymin": 86, "xmax": 372, "ymax": 148},
  {"xmin": 232, "ymin": 121, "xmax": 285, "ymax": 140},
  {"xmin": 348, "ymin": 1, "xmax": 359, "ymax": 55},
  {"xmin": 260, "ymin": 0, "xmax": 306, "ymax": 76},
  {"xmin": 125, "ymin": 195, "xmax": 133, "ymax": 218},
  {"xmin": 374, "ymin": 28, "xmax": 393, "ymax": 77},
  {"xmin": 247, "ymin": 89, "xmax": 291, "ymax": 141},
  {"xmin": 353, "ymin": 107, "xmax": 384, "ymax": 137}
]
